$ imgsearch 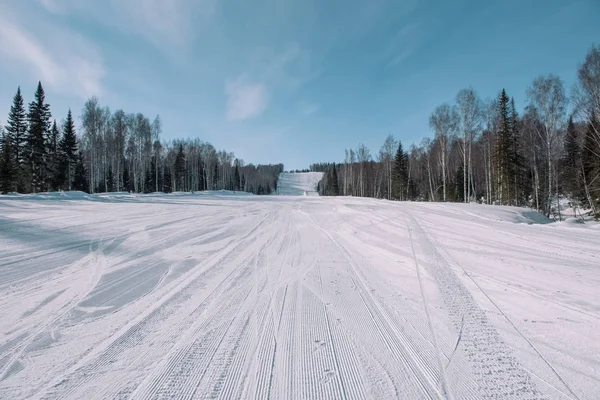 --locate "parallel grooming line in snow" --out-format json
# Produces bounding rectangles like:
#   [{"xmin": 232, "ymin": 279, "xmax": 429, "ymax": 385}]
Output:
[{"xmin": 0, "ymin": 189, "xmax": 599, "ymax": 399}]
